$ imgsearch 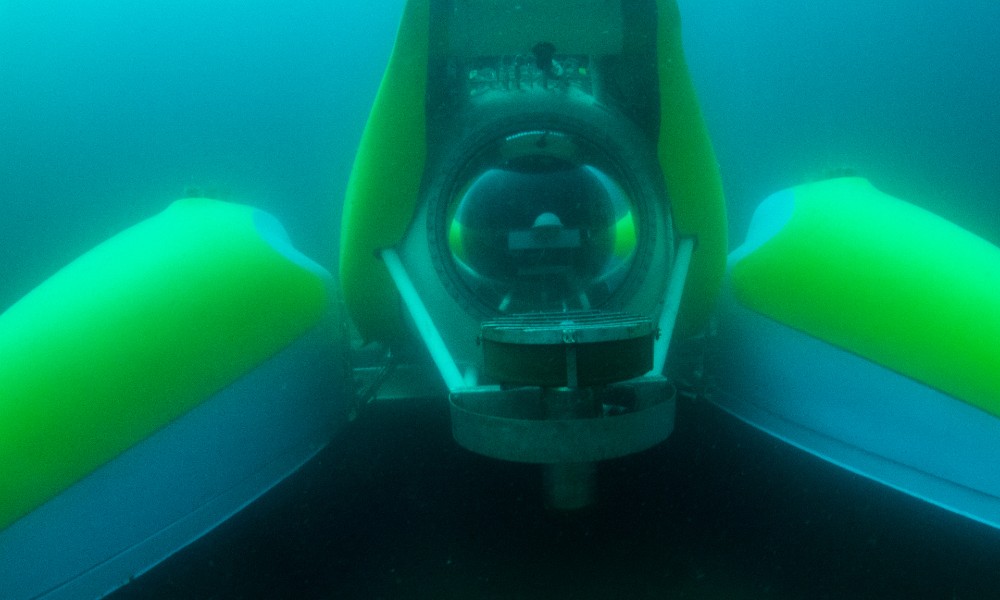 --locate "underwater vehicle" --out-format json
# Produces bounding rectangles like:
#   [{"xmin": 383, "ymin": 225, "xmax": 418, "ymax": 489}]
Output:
[{"xmin": 2, "ymin": 0, "xmax": 999, "ymax": 598}]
